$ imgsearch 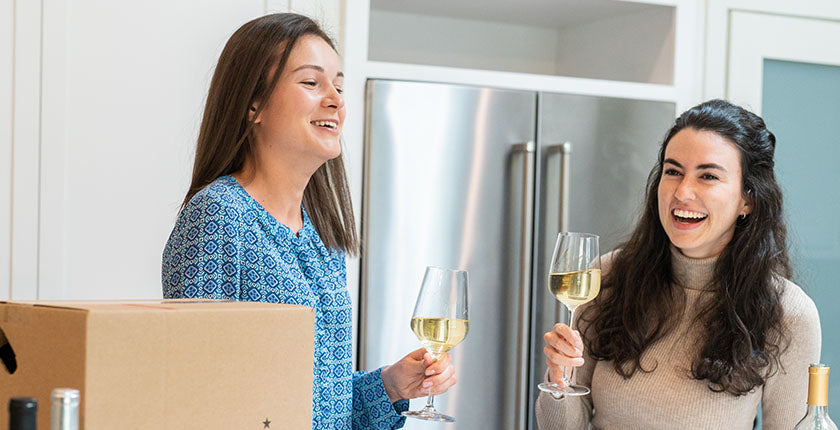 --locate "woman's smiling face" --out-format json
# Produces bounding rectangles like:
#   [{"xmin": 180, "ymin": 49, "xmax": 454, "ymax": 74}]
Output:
[
  {"xmin": 657, "ymin": 128, "xmax": 751, "ymax": 259},
  {"xmin": 252, "ymin": 34, "xmax": 345, "ymax": 166}
]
